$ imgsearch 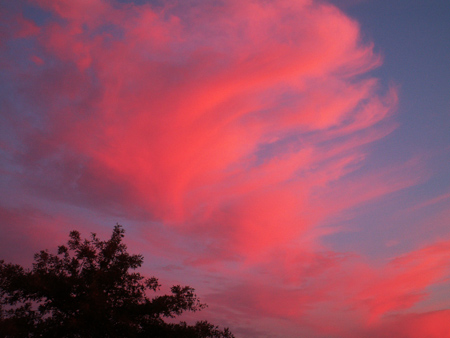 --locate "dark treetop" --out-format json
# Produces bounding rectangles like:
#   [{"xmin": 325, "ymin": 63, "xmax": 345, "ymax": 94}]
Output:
[{"xmin": 0, "ymin": 224, "xmax": 234, "ymax": 338}]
